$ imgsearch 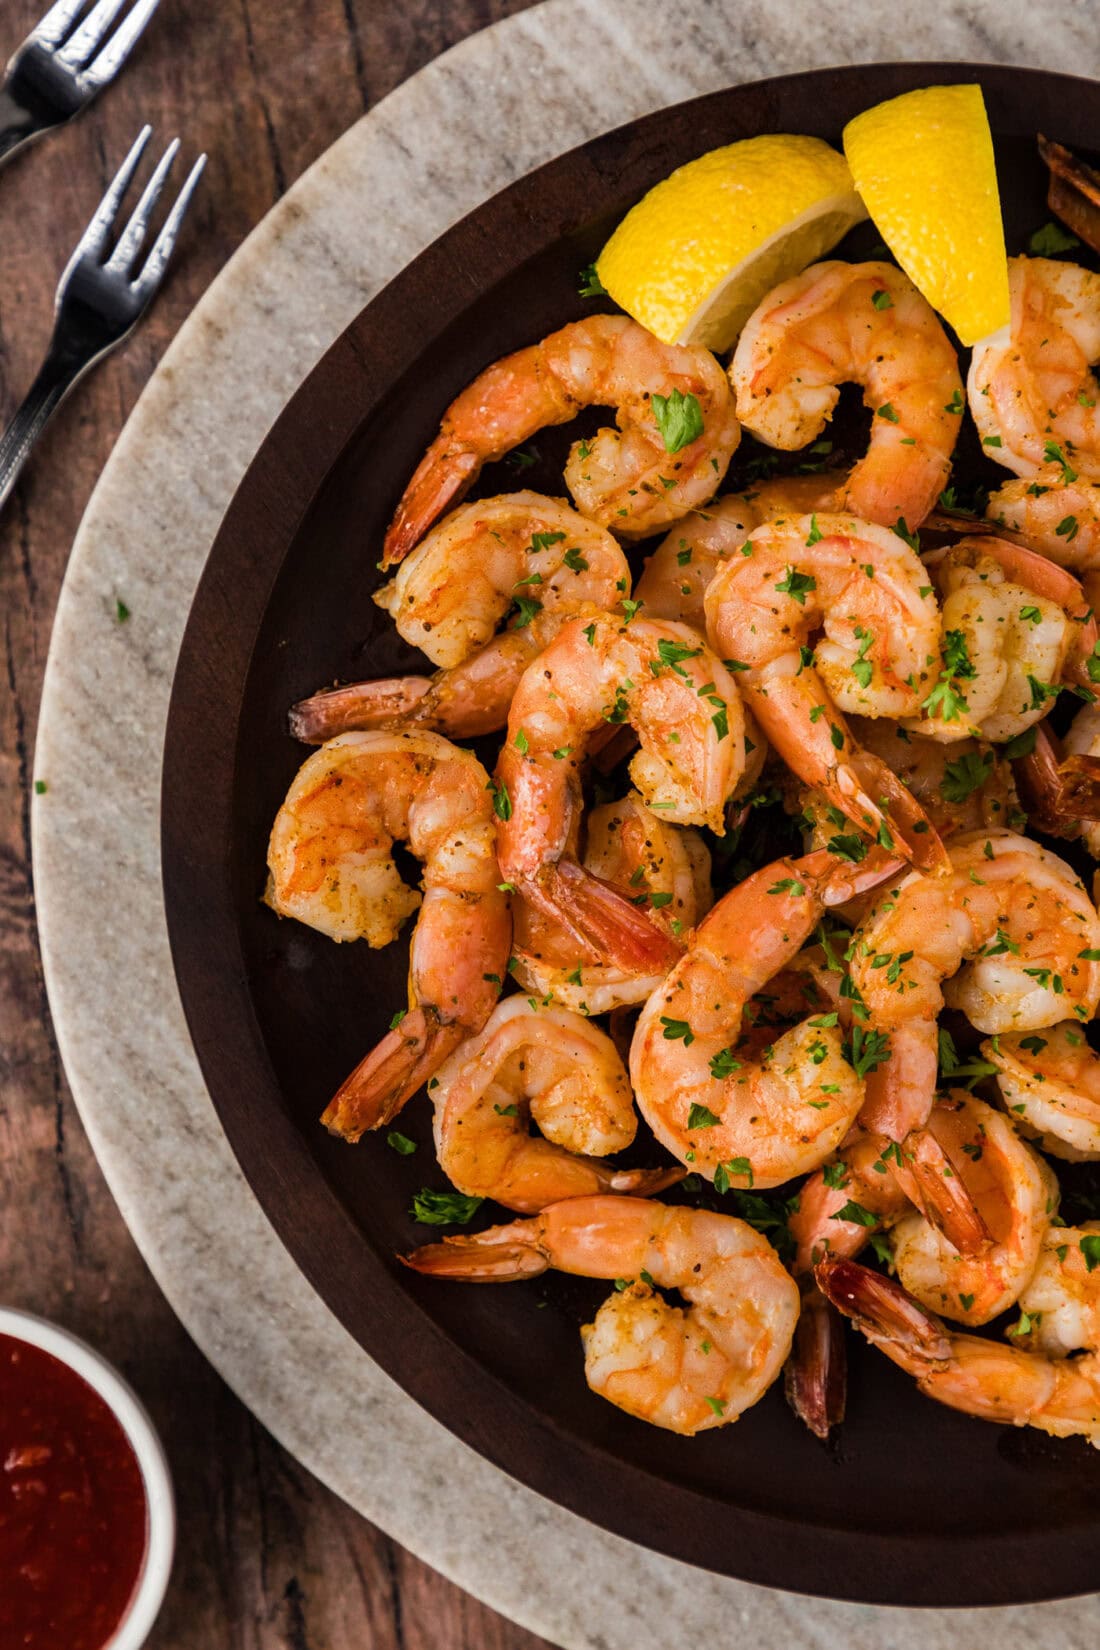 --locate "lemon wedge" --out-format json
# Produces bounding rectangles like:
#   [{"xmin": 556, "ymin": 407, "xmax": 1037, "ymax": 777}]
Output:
[
  {"xmin": 843, "ymin": 84, "xmax": 1009, "ymax": 346},
  {"xmin": 595, "ymin": 134, "xmax": 866, "ymax": 351}
]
